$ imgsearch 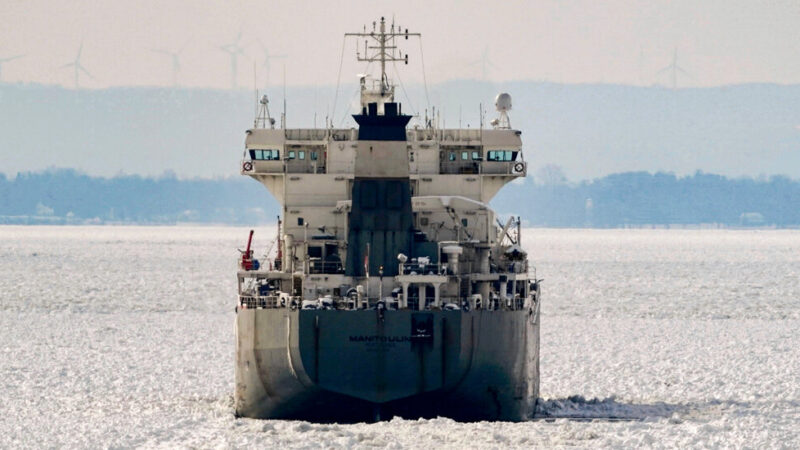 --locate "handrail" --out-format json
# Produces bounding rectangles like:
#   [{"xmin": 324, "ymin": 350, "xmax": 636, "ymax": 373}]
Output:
[{"xmin": 400, "ymin": 262, "xmax": 444, "ymax": 276}]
